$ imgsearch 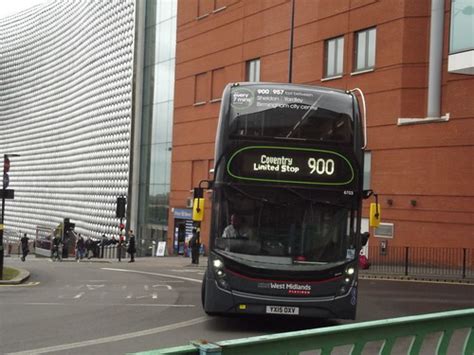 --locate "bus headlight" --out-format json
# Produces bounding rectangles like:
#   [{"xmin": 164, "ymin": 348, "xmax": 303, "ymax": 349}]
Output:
[
  {"xmin": 213, "ymin": 259, "xmax": 223, "ymax": 269},
  {"xmin": 338, "ymin": 265, "xmax": 356, "ymax": 295},
  {"xmin": 211, "ymin": 255, "xmax": 229, "ymax": 290}
]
